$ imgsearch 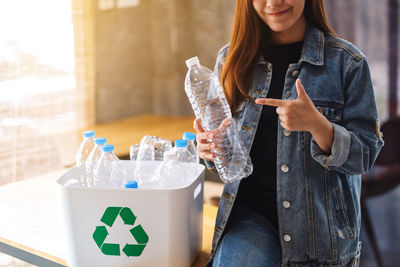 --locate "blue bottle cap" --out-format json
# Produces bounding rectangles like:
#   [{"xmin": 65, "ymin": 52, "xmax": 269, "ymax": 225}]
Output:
[
  {"xmin": 183, "ymin": 132, "xmax": 196, "ymax": 141},
  {"xmin": 102, "ymin": 144, "xmax": 114, "ymax": 152},
  {"xmin": 83, "ymin": 130, "xmax": 95, "ymax": 138},
  {"xmin": 125, "ymin": 180, "xmax": 138, "ymax": 189},
  {"xmin": 95, "ymin": 137, "xmax": 107, "ymax": 145},
  {"xmin": 175, "ymin": 139, "xmax": 187, "ymax": 148}
]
